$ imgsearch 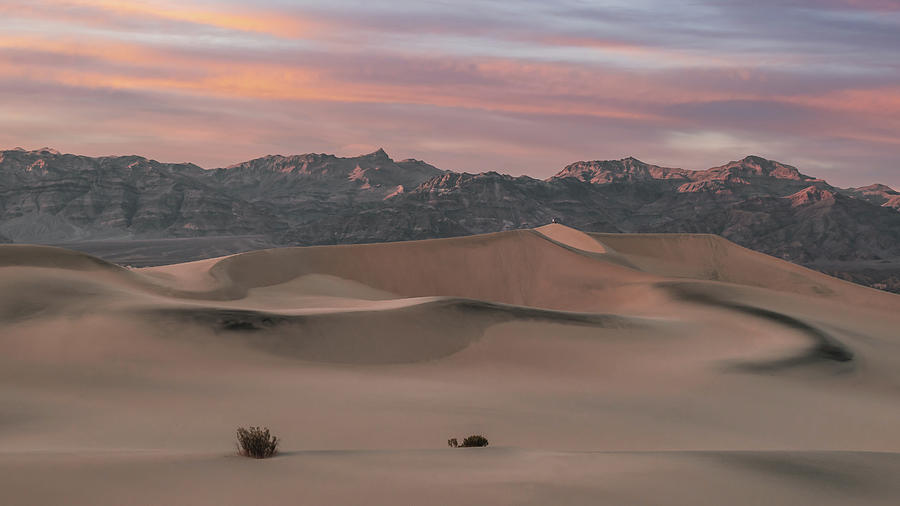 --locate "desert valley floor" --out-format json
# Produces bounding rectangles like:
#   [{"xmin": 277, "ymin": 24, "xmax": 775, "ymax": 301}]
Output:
[{"xmin": 2, "ymin": 224, "xmax": 900, "ymax": 505}]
